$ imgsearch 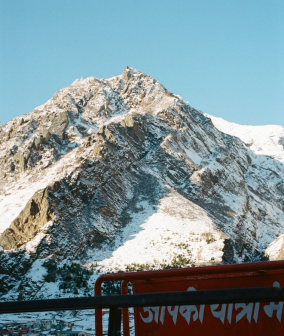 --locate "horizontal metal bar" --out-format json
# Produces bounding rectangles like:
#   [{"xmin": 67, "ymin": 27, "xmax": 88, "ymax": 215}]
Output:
[
  {"xmin": 0, "ymin": 287, "xmax": 283, "ymax": 314},
  {"xmin": 95, "ymin": 260, "xmax": 284, "ymax": 286}
]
